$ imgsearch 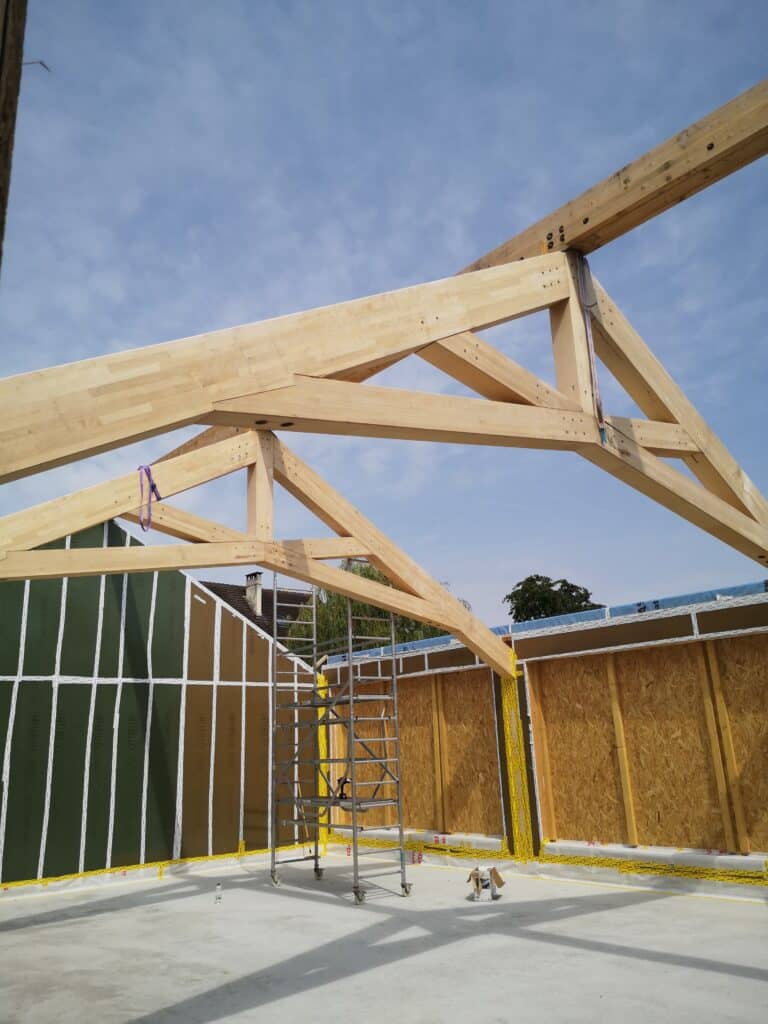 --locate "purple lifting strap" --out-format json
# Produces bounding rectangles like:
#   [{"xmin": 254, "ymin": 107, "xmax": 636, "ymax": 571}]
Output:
[{"xmin": 137, "ymin": 465, "xmax": 163, "ymax": 532}]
